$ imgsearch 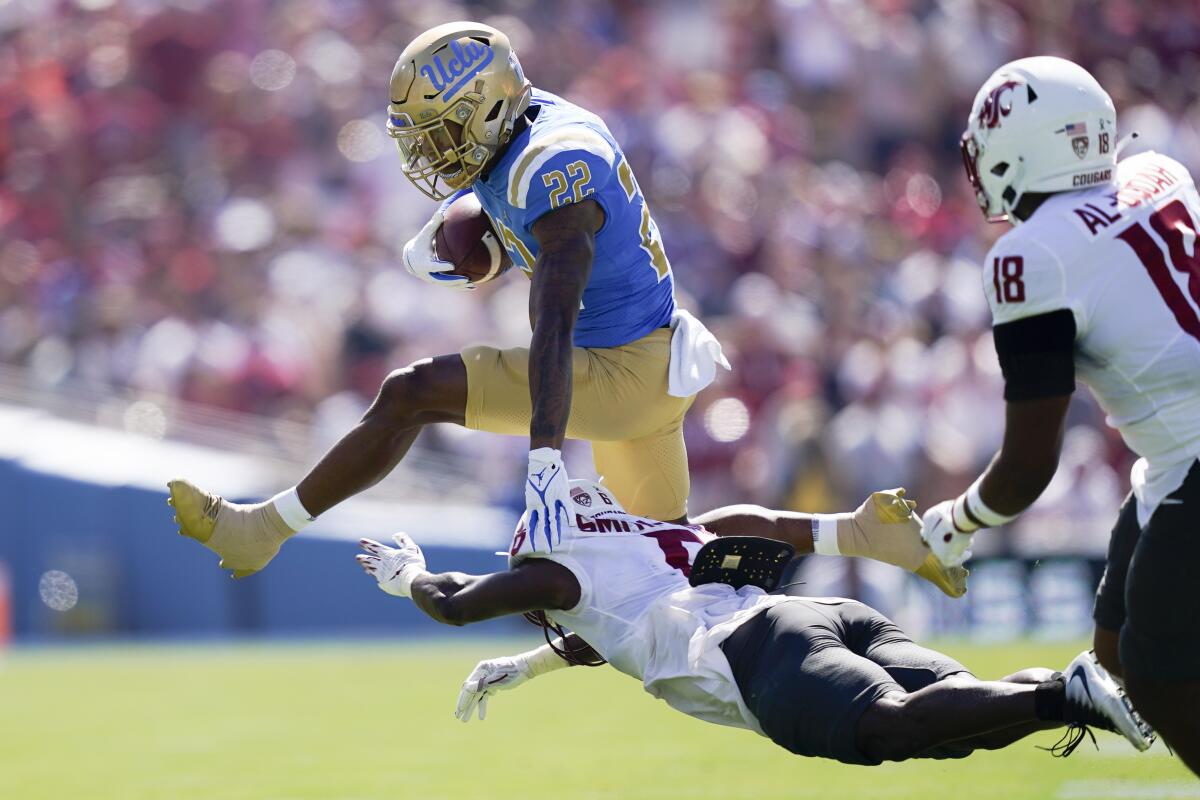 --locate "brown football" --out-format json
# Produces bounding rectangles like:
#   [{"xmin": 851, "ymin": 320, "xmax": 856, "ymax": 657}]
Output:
[{"xmin": 434, "ymin": 193, "xmax": 513, "ymax": 285}]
